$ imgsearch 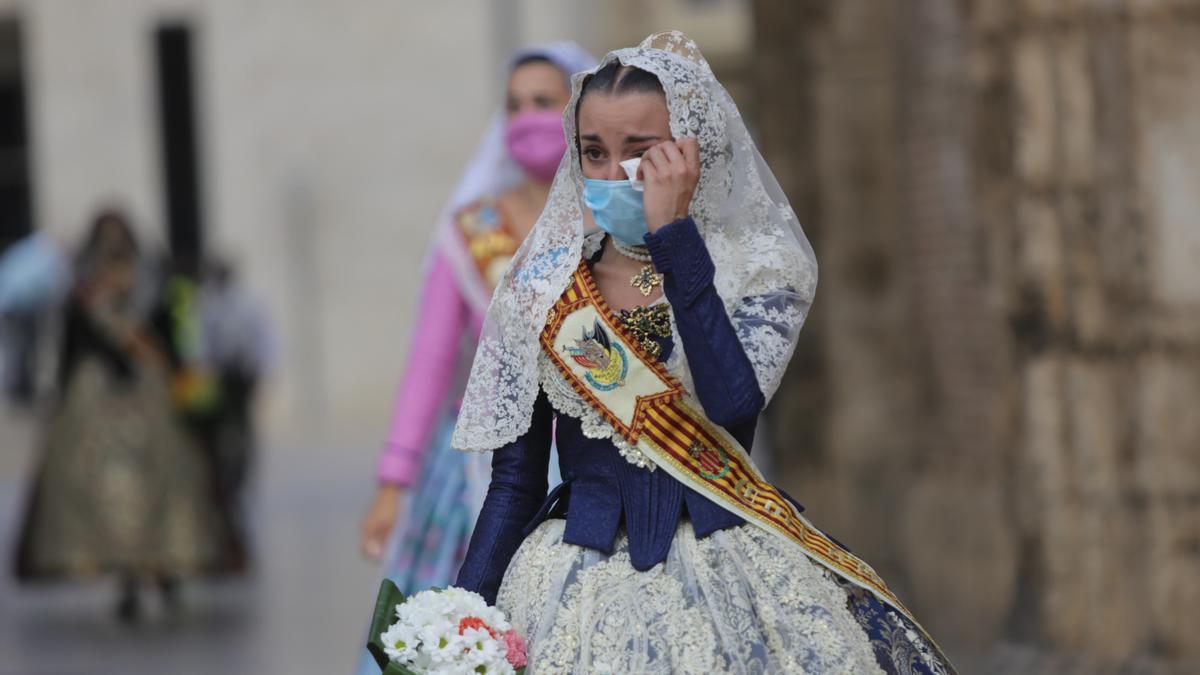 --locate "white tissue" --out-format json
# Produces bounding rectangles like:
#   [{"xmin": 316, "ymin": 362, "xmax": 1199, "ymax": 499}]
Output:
[{"xmin": 619, "ymin": 157, "xmax": 644, "ymax": 192}]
